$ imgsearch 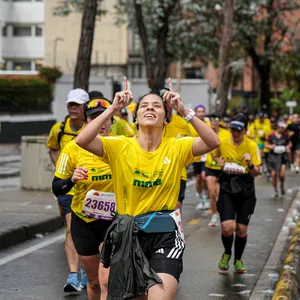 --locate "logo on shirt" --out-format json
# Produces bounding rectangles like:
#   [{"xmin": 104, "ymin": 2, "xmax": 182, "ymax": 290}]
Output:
[
  {"xmin": 91, "ymin": 174, "xmax": 112, "ymax": 181},
  {"xmin": 133, "ymin": 178, "xmax": 162, "ymax": 188},
  {"xmin": 163, "ymin": 157, "xmax": 171, "ymax": 165}
]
